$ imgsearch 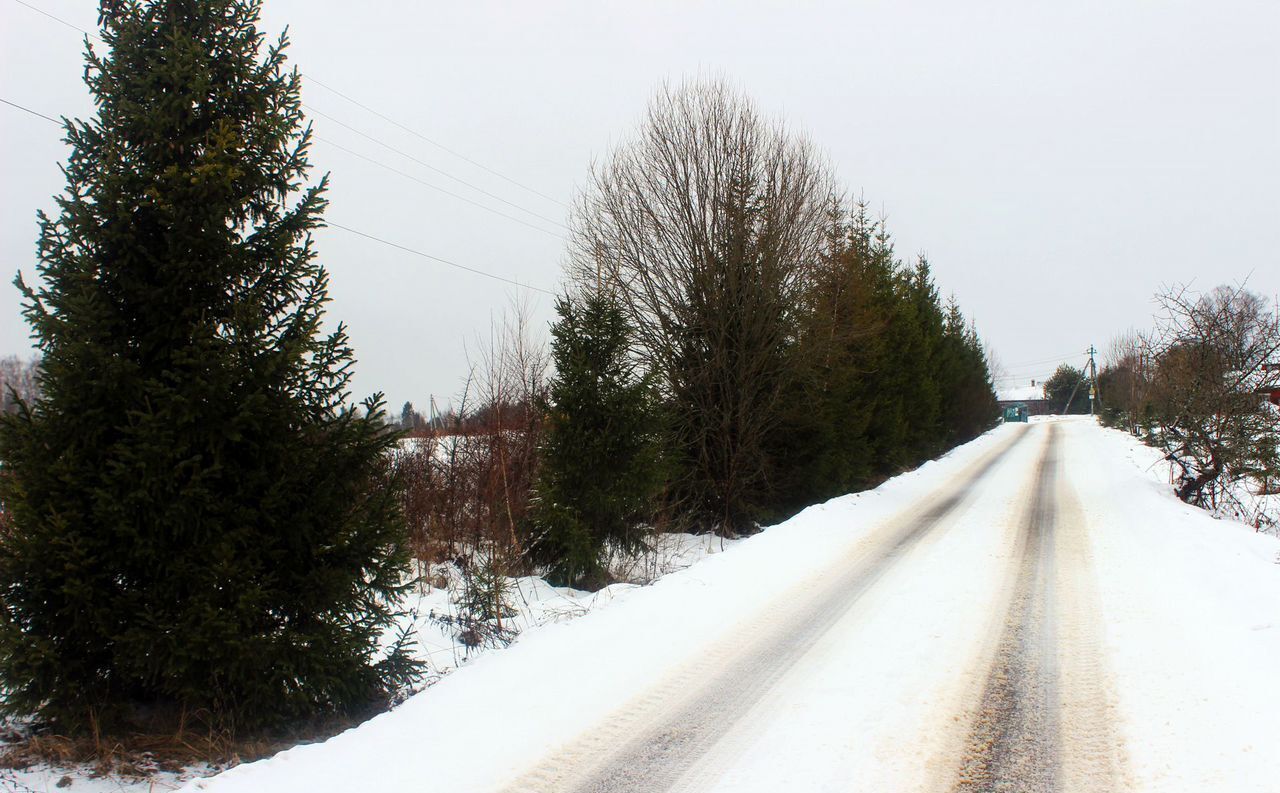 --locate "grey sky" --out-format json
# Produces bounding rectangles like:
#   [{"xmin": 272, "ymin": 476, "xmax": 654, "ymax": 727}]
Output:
[{"xmin": 2, "ymin": 0, "xmax": 1277, "ymax": 409}]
